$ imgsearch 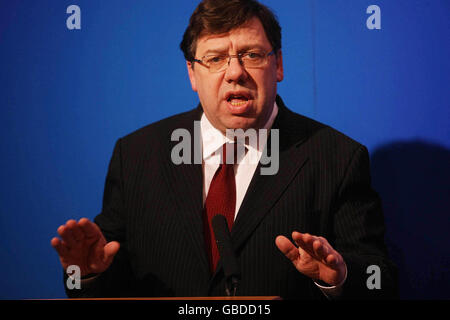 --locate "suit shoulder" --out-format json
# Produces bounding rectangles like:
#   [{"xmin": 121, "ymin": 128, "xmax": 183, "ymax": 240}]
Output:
[
  {"xmin": 119, "ymin": 107, "xmax": 200, "ymax": 147},
  {"xmin": 286, "ymin": 108, "xmax": 365, "ymax": 157},
  {"xmin": 315, "ymin": 121, "xmax": 364, "ymax": 152}
]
